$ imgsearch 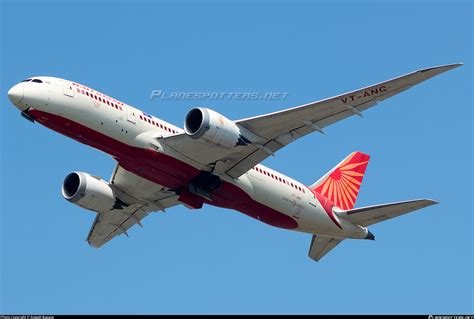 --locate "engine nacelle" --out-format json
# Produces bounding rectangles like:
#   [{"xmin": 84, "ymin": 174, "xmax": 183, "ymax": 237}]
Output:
[
  {"xmin": 184, "ymin": 107, "xmax": 245, "ymax": 147},
  {"xmin": 62, "ymin": 172, "xmax": 122, "ymax": 212}
]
